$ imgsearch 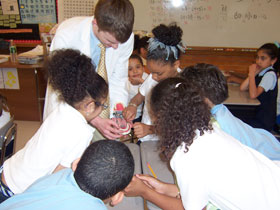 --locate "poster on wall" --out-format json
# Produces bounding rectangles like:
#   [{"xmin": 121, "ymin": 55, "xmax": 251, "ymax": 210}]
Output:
[
  {"xmin": 0, "ymin": 0, "xmax": 21, "ymax": 28},
  {"xmin": 57, "ymin": 0, "xmax": 95, "ymax": 23},
  {"xmin": 18, "ymin": 0, "xmax": 57, "ymax": 24},
  {"xmin": 2, "ymin": 68, "xmax": 20, "ymax": 89},
  {"xmin": 1, "ymin": 0, "xmax": 19, "ymax": 15},
  {"xmin": 0, "ymin": 69, "xmax": 4, "ymax": 89}
]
